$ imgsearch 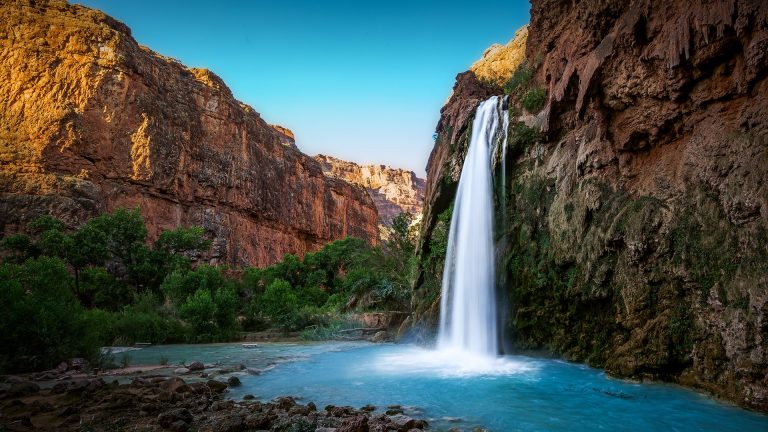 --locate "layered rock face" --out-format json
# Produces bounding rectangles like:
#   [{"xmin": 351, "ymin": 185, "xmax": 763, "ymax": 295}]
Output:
[
  {"xmin": 314, "ymin": 155, "xmax": 425, "ymax": 226},
  {"xmin": 412, "ymin": 0, "xmax": 768, "ymax": 410},
  {"xmin": 0, "ymin": 0, "xmax": 378, "ymax": 267}
]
